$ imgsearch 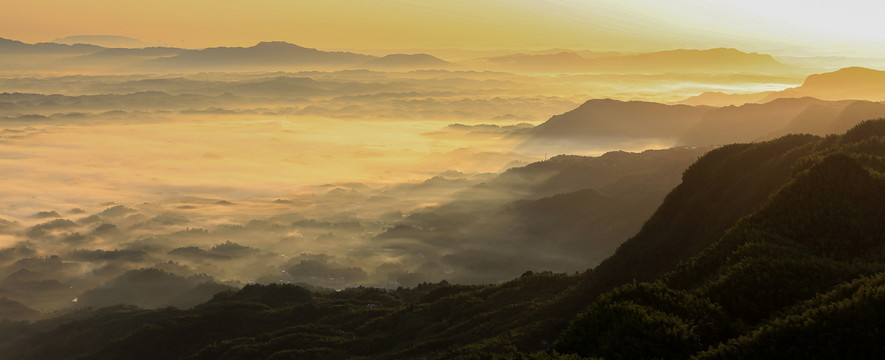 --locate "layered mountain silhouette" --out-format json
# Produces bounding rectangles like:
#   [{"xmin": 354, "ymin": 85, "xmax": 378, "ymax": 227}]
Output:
[
  {"xmin": 479, "ymin": 51, "xmax": 596, "ymax": 73},
  {"xmin": 0, "ymin": 37, "xmax": 802, "ymax": 75},
  {"xmin": 0, "ymin": 38, "xmax": 452, "ymax": 71},
  {"xmin": 760, "ymin": 66, "xmax": 885, "ymax": 102},
  {"xmin": 372, "ymin": 146, "xmax": 711, "ymax": 284},
  {"xmin": 679, "ymin": 97, "xmax": 855, "ymax": 145},
  {"xmin": 51, "ymin": 35, "xmax": 150, "ymax": 48},
  {"xmin": 528, "ymin": 99, "xmax": 710, "ymax": 140},
  {"xmin": 675, "ymin": 91, "xmax": 772, "ymax": 107},
  {"xmin": 677, "ymin": 67, "xmax": 885, "ymax": 106},
  {"xmin": 76, "ymin": 47, "xmax": 187, "ymax": 59},
  {"xmin": 147, "ymin": 41, "xmax": 373, "ymax": 69},
  {"xmin": 527, "ymin": 87, "xmax": 885, "ymax": 149},
  {"xmin": 477, "ymin": 48, "xmax": 794, "ymax": 73},
  {"xmin": 556, "ymin": 120, "xmax": 885, "ymax": 359},
  {"xmin": 0, "ymin": 37, "xmax": 101, "ymax": 54},
  {"xmin": 361, "ymin": 54, "xmax": 451, "ymax": 70}
]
